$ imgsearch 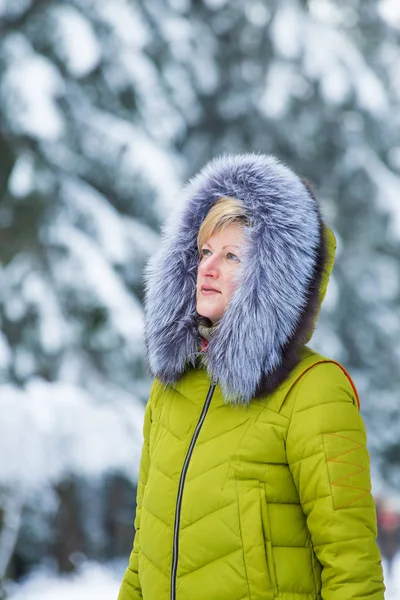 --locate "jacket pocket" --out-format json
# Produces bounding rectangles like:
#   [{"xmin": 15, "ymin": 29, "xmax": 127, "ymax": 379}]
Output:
[
  {"xmin": 259, "ymin": 483, "xmax": 279, "ymax": 597},
  {"xmin": 236, "ymin": 479, "xmax": 278, "ymax": 600}
]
